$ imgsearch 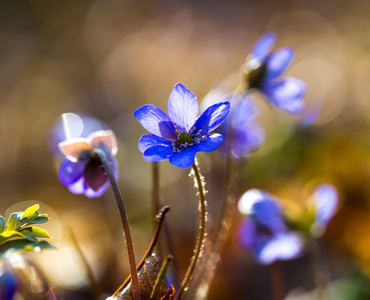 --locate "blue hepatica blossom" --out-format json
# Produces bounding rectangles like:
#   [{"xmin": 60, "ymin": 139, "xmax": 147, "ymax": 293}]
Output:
[
  {"xmin": 58, "ymin": 128, "xmax": 118, "ymax": 198},
  {"xmin": 219, "ymin": 93, "xmax": 264, "ymax": 160},
  {"xmin": 134, "ymin": 83, "xmax": 230, "ymax": 168},
  {"xmin": 237, "ymin": 189, "xmax": 304, "ymax": 265},
  {"xmin": 245, "ymin": 32, "xmax": 306, "ymax": 114}
]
